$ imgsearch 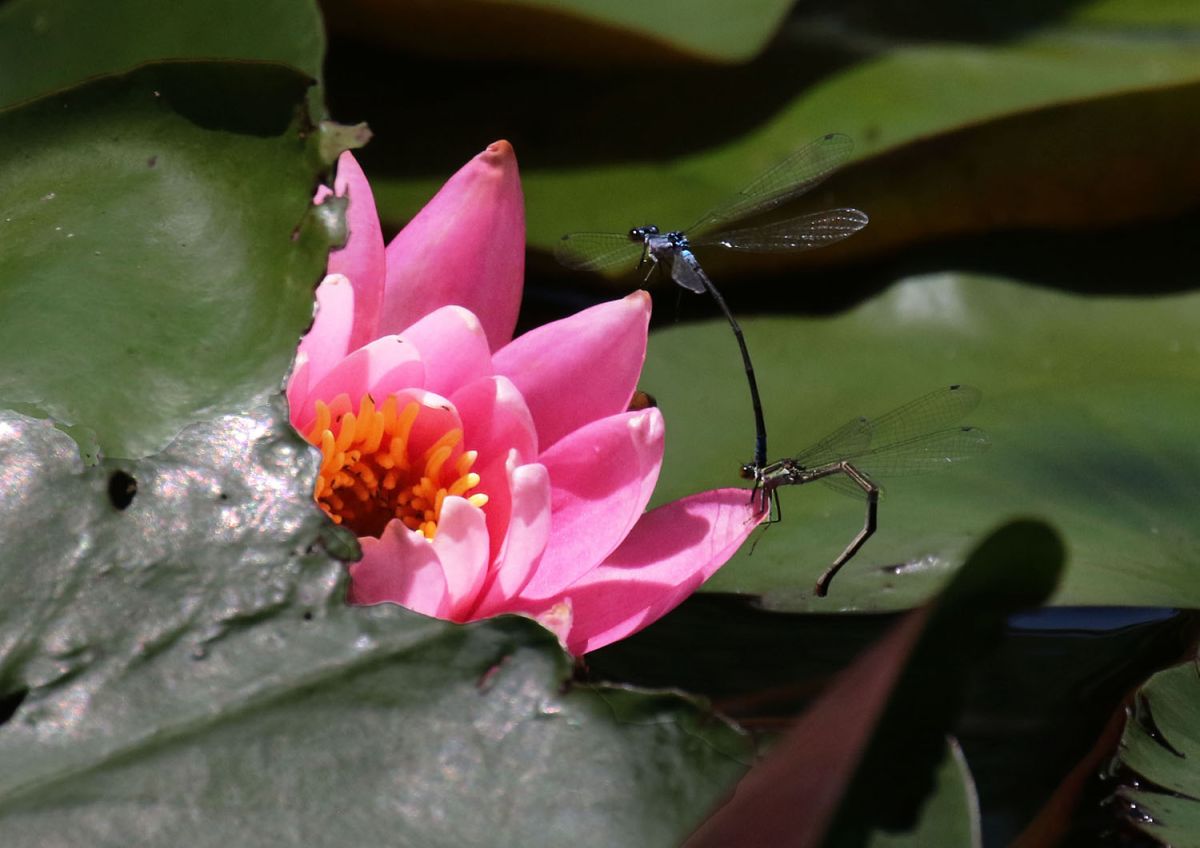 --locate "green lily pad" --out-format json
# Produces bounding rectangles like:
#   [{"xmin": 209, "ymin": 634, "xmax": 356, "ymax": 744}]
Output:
[
  {"xmin": 325, "ymin": 0, "xmax": 794, "ymax": 65},
  {"xmin": 0, "ymin": 62, "xmax": 340, "ymax": 459},
  {"xmin": 0, "ymin": 403, "xmax": 750, "ymax": 846},
  {"xmin": 0, "ymin": 0, "xmax": 325, "ymax": 109},
  {"xmin": 641, "ymin": 273, "xmax": 1200, "ymax": 610},
  {"xmin": 1110, "ymin": 661, "xmax": 1200, "ymax": 847}
]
